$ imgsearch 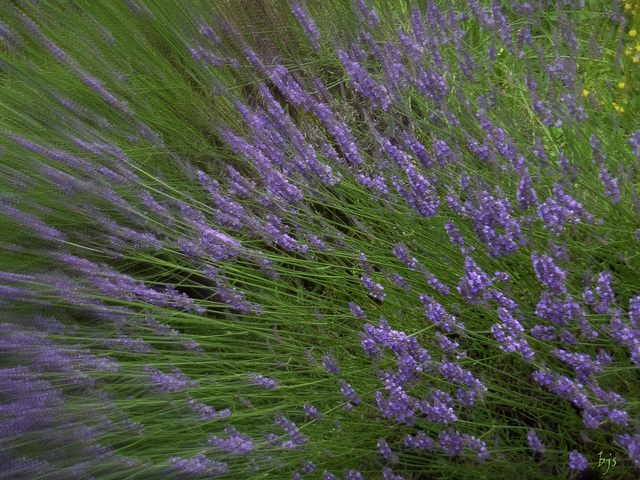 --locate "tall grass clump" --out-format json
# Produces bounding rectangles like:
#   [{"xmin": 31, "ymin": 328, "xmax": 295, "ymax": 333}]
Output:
[{"xmin": 2, "ymin": 0, "xmax": 640, "ymax": 478}]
